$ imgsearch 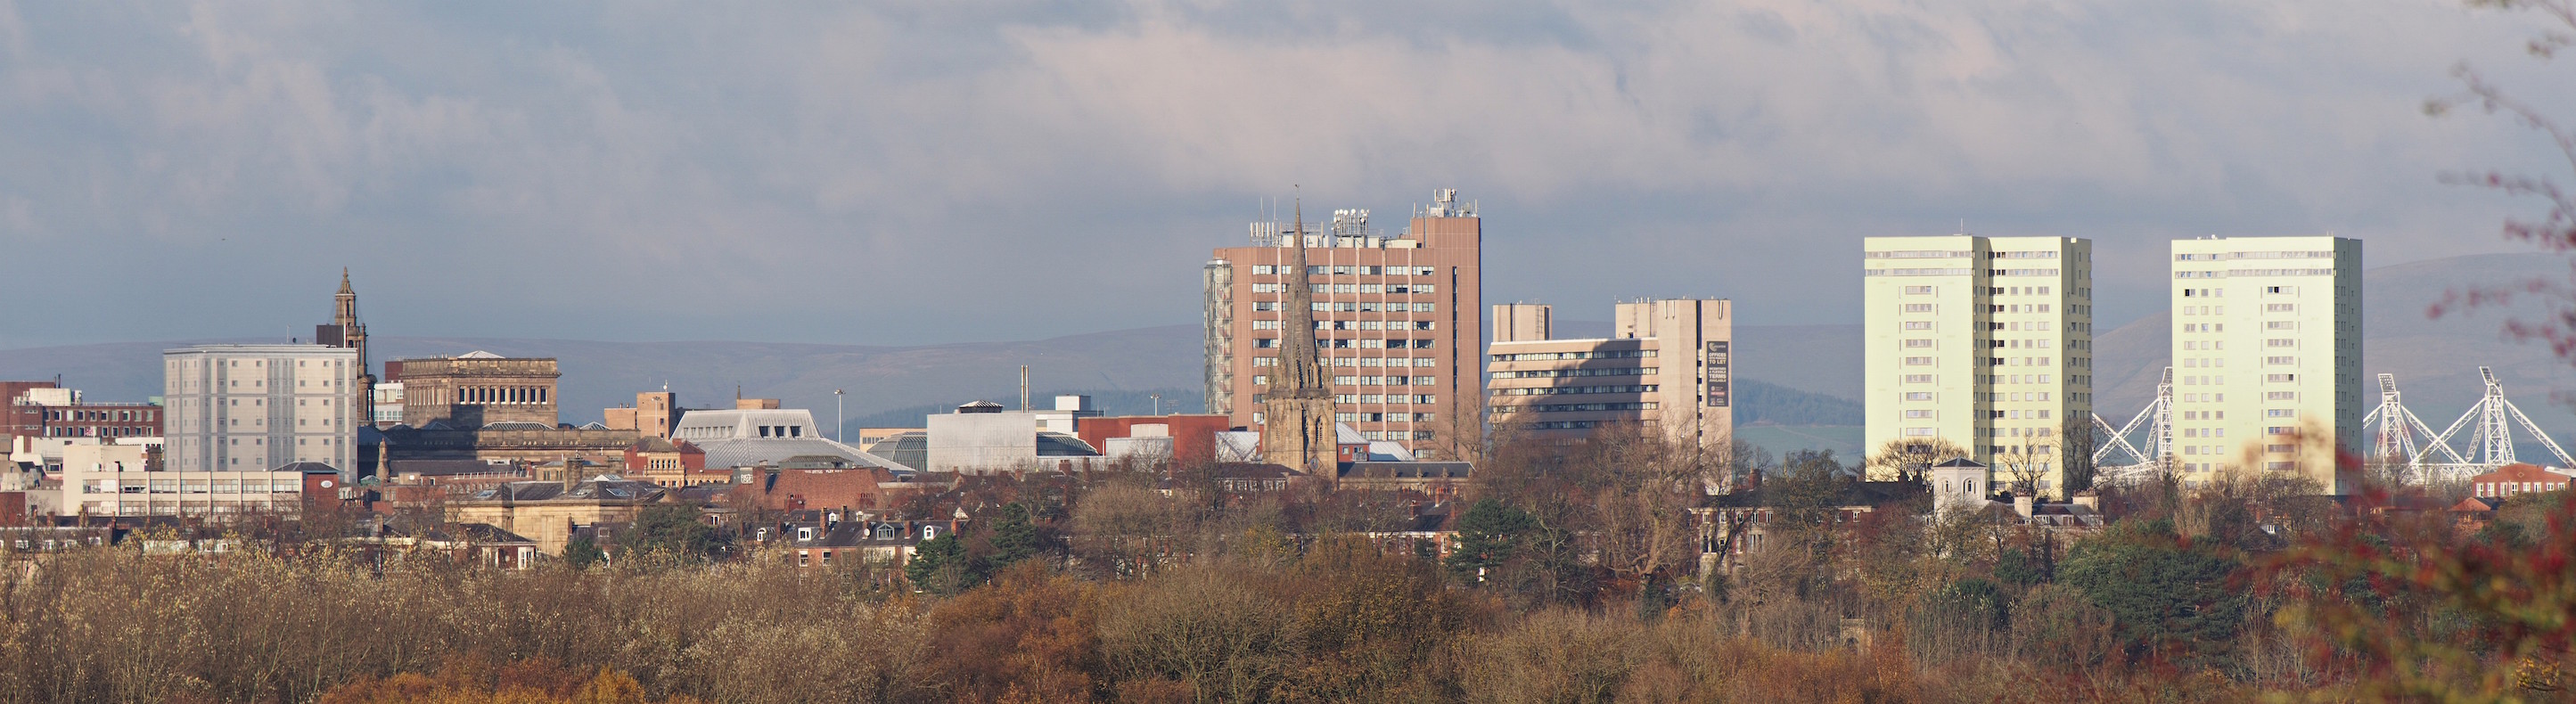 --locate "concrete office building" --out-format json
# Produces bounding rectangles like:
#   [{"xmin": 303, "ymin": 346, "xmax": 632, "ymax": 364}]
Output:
[
  {"xmin": 2169, "ymin": 236, "xmax": 2362, "ymax": 491},
  {"xmin": 1487, "ymin": 299, "xmax": 1735, "ymax": 447},
  {"xmin": 1204, "ymin": 189, "xmax": 1483, "ymax": 457},
  {"xmin": 1863, "ymin": 235, "xmax": 2096, "ymax": 497},
  {"xmin": 163, "ymin": 344, "xmax": 363, "ymax": 476},
  {"xmin": 49, "ymin": 442, "xmax": 308, "ymax": 518}
]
